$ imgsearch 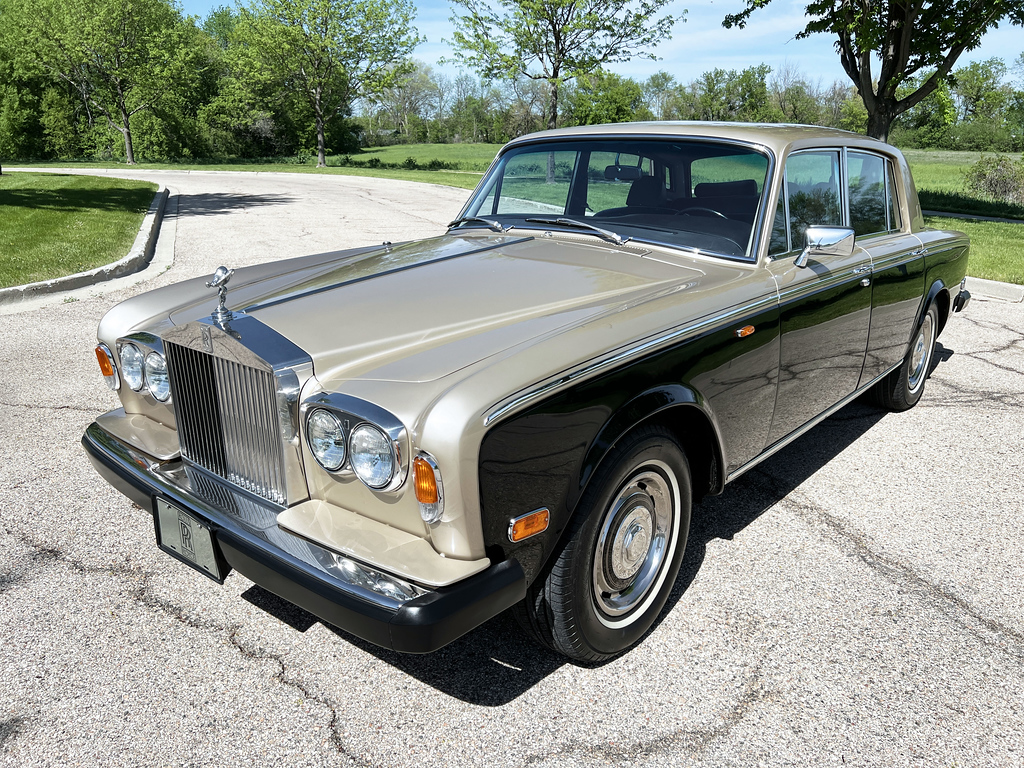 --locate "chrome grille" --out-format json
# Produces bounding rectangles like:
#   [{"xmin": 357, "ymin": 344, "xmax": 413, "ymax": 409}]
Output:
[{"xmin": 165, "ymin": 341, "xmax": 287, "ymax": 505}]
